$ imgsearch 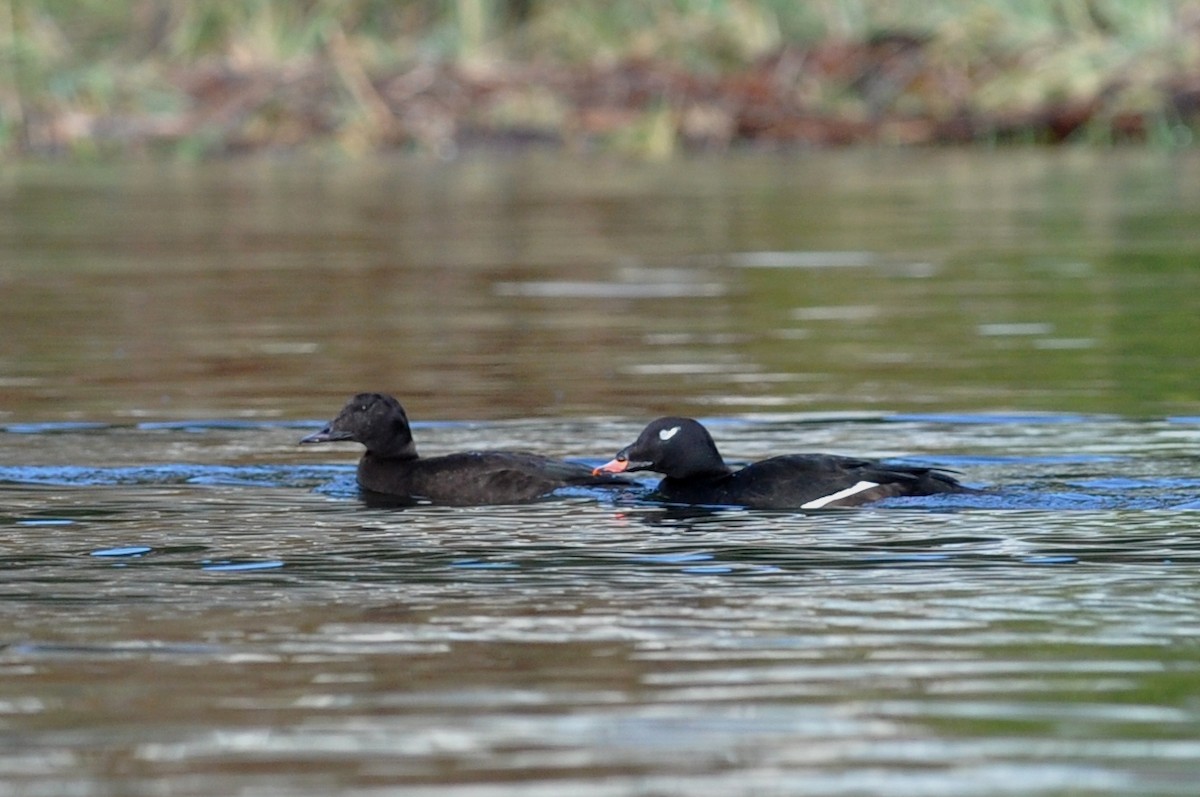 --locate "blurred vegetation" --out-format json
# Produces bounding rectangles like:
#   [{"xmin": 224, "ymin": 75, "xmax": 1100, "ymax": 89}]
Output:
[{"xmin": 2, "ymin": 0, "xmax": 1200, "ymax": 158}]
